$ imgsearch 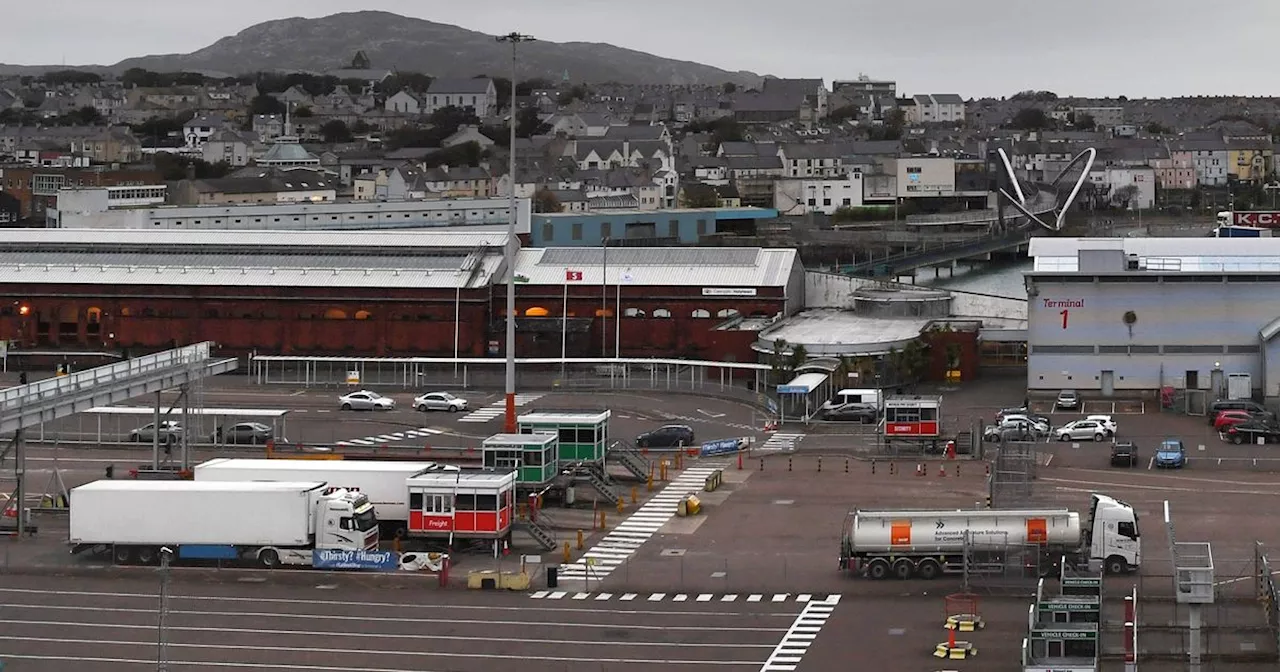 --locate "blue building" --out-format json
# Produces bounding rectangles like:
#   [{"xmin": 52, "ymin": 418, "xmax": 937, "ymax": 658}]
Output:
[{"xmin": 530, "ymin": 207, "xmax": 778, "ymax": 246}]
